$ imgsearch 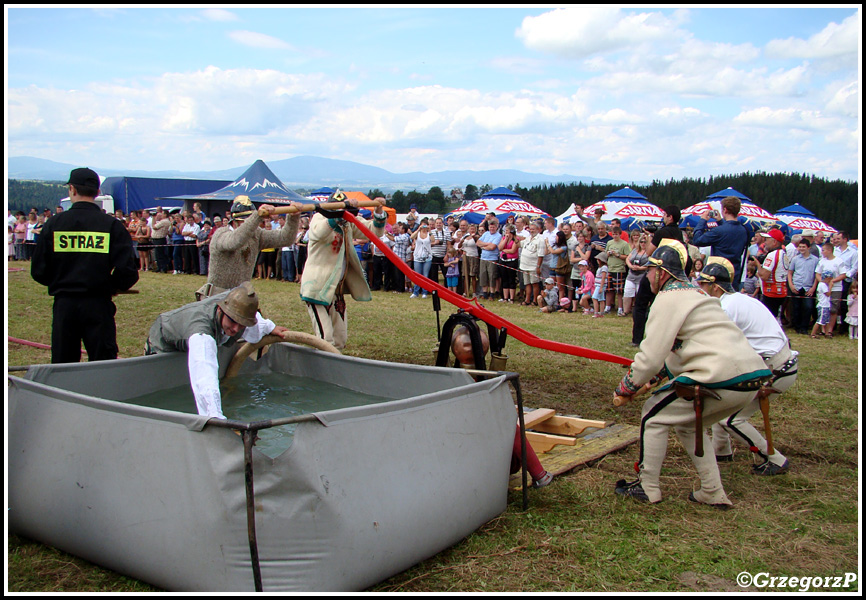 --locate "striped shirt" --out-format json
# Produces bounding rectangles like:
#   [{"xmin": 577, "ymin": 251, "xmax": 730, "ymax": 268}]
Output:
[
  {"xmin": 392, "ymin": 233, "xmax": 412, "ymax": 262},
  {"xmin": 430, "ymin": 227, "xmax": 448, "ymax": 257}
]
